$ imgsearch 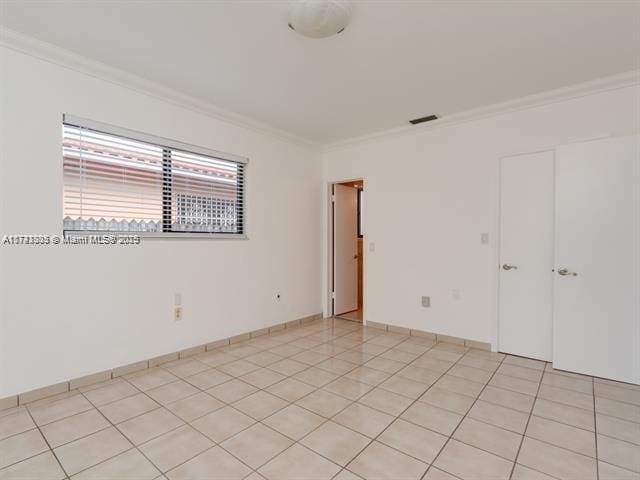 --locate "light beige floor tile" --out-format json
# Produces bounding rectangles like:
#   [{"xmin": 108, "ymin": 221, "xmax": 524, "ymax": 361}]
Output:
[
  {"xmin": 434, "ymin": 439, "xmax": 513, "ymax": 480},
  {"xmin": 532, "ymin": 398, "xmax": 594, "ymax": 431},
  {"xmin": 595, "ymin": 378, "xmax": 640, "ymax": 393},
  {"xmin": 526, "ymin": 415, "xmax": 596, "ymax": 457},
  {"xmin": 266, "ymin": 377, "xmax": 316, "ymax": 402},
  {"xmin": 333, "ymin": 403, "xmax": 394, "ymax": 438},
  {"xmin": 163, "ymin": 359, "xmax": 209, "ymax": 378},
  {"xmin": 296, "ymin": 389, "xmax": 352, "ymax": 418},
  {"xmin": 595, "ymin": 383, "xmax": 640, "ymax": 406},
  {"xmin": 99, "ymin": 392, "xmax": 159, "ymax": 424},
  {"xmin": 358, "ymin": 387, "xmax": 413, "ymax": 416},
  {"xmin": 598, "ymin": 460, "xmax": 640, "ymax": 480},
  {"xmin": 597, "ymin": 414, "xmax": 640, "ymax": 445},
  {"xmin": 221, "ymin": 423, "xmax": 293, "ymax": 469},
  {"xmin": 165, "ymin": 392, "xmax": 224, "ymax": 422},
  {"xmin": 511, "ymin": 463, "xmax": 556, "ymax": 479},
  {"xmin": 397, "ymin": 365, "xmax": 441, "ymax": 385},
  {"xmin": 449, "ymin": 364, "xmax": 494, "ymax": 384},
  {"xmin": 503, "ymin": 356, "xmax": 545, "ymax": 371},
  {"xmin": 82, "ymin": 381, "xmax": 139, "ymax": 407},
  {"xmin": 364, "ymin": 357, "xmax": 405, "ymax": 374},
  {"xmin": 196, "ymin": 351, "xmax": 237, "ymax": 368},
  {"xmin": 317, "ymin": 358, "xmax": 358, "ymax": 375},
  {"xmin": 478, "ymin": 386, "xmax": 535, "ymax": 414},
  {"xmin": 434, "ymin": 375, "xmax": 484, "ymax": 398},
  {"xmin": 271, "ymin": 344, "xmax": 305, "ymax": 357},
  {"xmin": 73, "ymin": 448, "xmax": 160, "ymax": 480},
  {"xmin": 0, "ymin": 451, "xmax": 64, "ymax": 480},
  {"xmin": 0, "ymin": 429, "xmax": 49, "ymax": 470},
  {"xmin": 239, "ymin": 368, "xmax": 286, "ymax": 389},
  {"xmin": 537, "ymin": 384, "xmax": 593, "ymax": 411},
  {"xmin": 334, "ymin": 468, "xmax": 364, "ymax": 480},
  {"xmin": 29, "ymin": 394, "xmax": 94, "ymax": 425},
  {"xmin": 117, "ymin": 407, "xmax": 184, "ymax": 445},
  {"xmin": 190, "ymin": 406, "xmax": 255, "ymax": 442},
  {"xmin": 301, "ymin": 420, "xmax": 370, "ymax": 466},
  {"xmin": 424, "ymin": 349, "xmax": 463, "ymax": 363},
  {"xmin": 146, "ymin": 380, "xmax": 199, "ymax": 405},
  {"xmin": 344, "ymin": 367, "xmax": 392, "ymax": 386},
  {"xmin": 294, "ymin": 367, "xmax": 340, "ymax": 387},
  {"xmin": 244, "ymin": 351, "xmax": 284, "ymax": 367},
  {"xmin": 380, "ymin": 348, "xmax": 419, "ymax": 364},
  {"xmin": 139, "ymin": 425, "xmax": 213, "ymax": 473},
  {"xmin": 596, "ymin": 396, "xmax": 640, "ymax": 423},
  {"xmin": 468, "ymin": 400, "xmax": 529, "ymax": 434},
  {"xmin": 267, "ymin": 359, "xmax": 309, "ymax": 376},
  {"xmin": 423, "ymin": 467, "xmax": 459, "ymax": 480},
  {"xmin": 125, "ymin": 368, "xmax": 178, "ymax": 391},
  {"xmin": 458, "ymin": 355, "xmax": 501, "ymax": 373},
  {"xmin": 401, "ymin": 401, "xmax": 463, "ymax": 436},
  {"xmin": 357, "ymin": 342, "xmax": 389, "ymax": 356},
  {"xmin": 498, "ymin": 364, "xmax": 544, "ymax": 383},
  {"xmin": 263, "ymin": 404, "xmax": 325, "ymax": 440},
  {"xmin": 0, "ymin": 409, "xmax": 35, "ymax": 441},
  {"xmin": 335, "ymin": 350, "xmax": 374, "ymax": 365},
  {"xmin": 489, "ymin": 374, "xmax": 539, "ymax": 396},
  {"xmin": 379, "ymin": 418, "xmax": 447, "ymax": 464},
  {"xmin": 217, "ymin": 359, "xmax": 261, "ymax": 377},
  {"xmin": 410, "ymin": 356, "xmax": 452, "ymax": 374},
  {"xmin": 41, "ymin": 408, "xmax": 110, "ymax": 448},
  {"xmin": 232, "ymin": 391, "xmax": 288, "ymax": 421},
  {"xmin": 517, "ymin": 437, "xmax": 597, "ymax": 479},
  {"xmin": 380, "ymin": 375, "xmax": 430, "ymax": 399},
  {"xmin": 419, "ymin": 386, "xmax": 476, "ymax": 415},
  {"xmin": 54, "ymin": 427, "xmax": 131, "ymax": 475},
  {"xmin": 259, "ymin": 443, "xmax": 341, "ymax": 480},
  {"xmin": 541, "ymin": 372, "xmax": 592, "ymax": 394},
  {"xmin": 290, "ymin": 350, "xmax": 331, "ymax": 366},
  {"xmin": 166, "ymin": 446, "xmax": 251, "ymax": 480},
  {"xmin": 324, "ymin": 378, "xmax": 373, "ymax": 401},
  {"xmin": 454, "ymin": 417, "xmax": 522, "ymax": 460},
  {"xmin": 206, "ymin": 379, "xmax": 258, "ymax": 403},
  {"xmin": 184, "ymin": 368, "xmax": 233, "ymax": 390},
  {"xmin": 598, "ymin": 434, "xmax": 640, "ymax": 473},
  {"xmin": 348, "ymin": 441, "xmax": 428, "ymax": 480}
]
